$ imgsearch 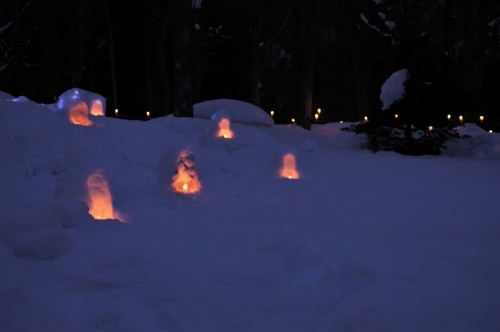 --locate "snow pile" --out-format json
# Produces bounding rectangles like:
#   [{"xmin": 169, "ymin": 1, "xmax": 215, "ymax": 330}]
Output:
[
  {"xmin": 56, "ymin": 88, "xmax": 107, "ymax": 116},
  {"xmin": 380, "ymin": 68, "xmax": 408, "ymax": 110},
  {"xmin": 194, "ymin": 99, "xmax": 273, "ymax": 126}
]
